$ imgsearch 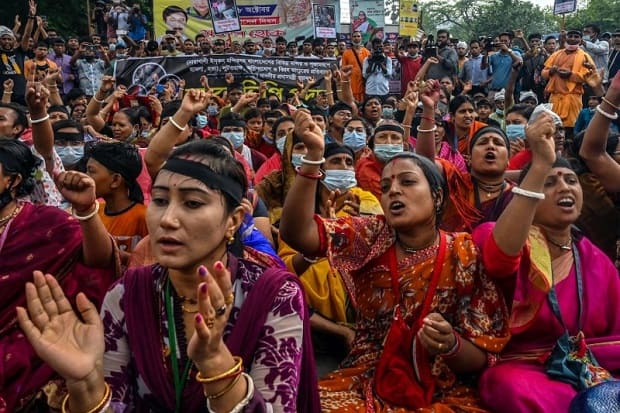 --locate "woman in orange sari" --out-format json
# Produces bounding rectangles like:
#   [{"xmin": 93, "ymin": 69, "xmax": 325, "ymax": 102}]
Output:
[{"xmin": 280, "ymin": 110, "xmax": 510, "ymax": 412}]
